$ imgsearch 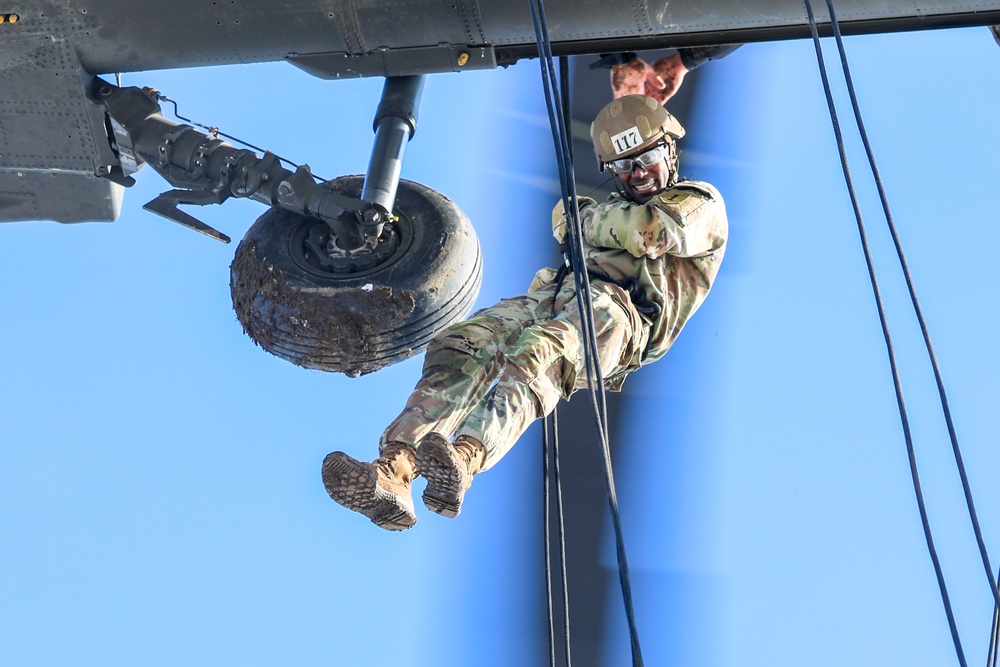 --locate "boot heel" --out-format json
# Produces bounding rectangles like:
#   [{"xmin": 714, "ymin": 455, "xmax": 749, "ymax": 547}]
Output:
[{"xmin": 416, "ymin": 434, "xmax": 483, "ymax": 518}]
